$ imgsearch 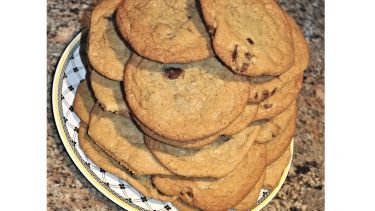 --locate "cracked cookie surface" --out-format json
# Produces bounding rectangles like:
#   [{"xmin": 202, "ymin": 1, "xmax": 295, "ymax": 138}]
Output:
[
  {"xmin": 116, "ymin": 0, "xmax": 213, "ymax": 63},
  {"xmin": 137, "ymin": 104, "xmax": 257, "ymax": 149},
  {"xmin": 124, "ymin": 54, "xmax": 250, "ymax": 141},
  {"xmin": 200, "ymin": 0, "xmax": 294, "ymax": 76}
]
